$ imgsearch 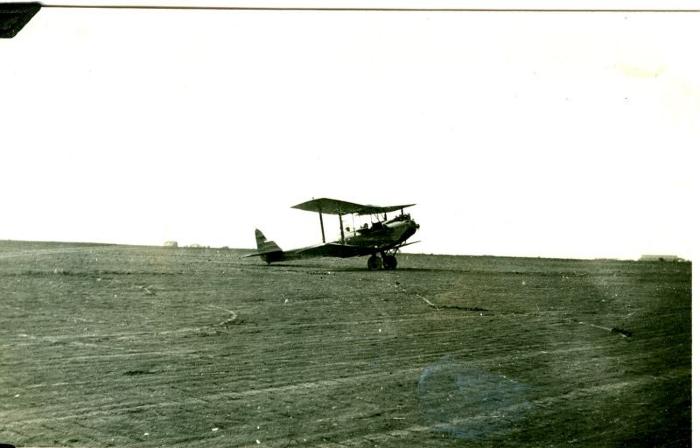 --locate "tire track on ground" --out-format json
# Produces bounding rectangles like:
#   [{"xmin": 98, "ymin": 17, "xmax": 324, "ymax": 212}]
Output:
[
  {"xmin": 2, "ymin": 367, "xmax": 425, "ymax": 425},
  {"xmin": 331, "ymin": 368, "xmax": 690, "ymax": 446}
]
